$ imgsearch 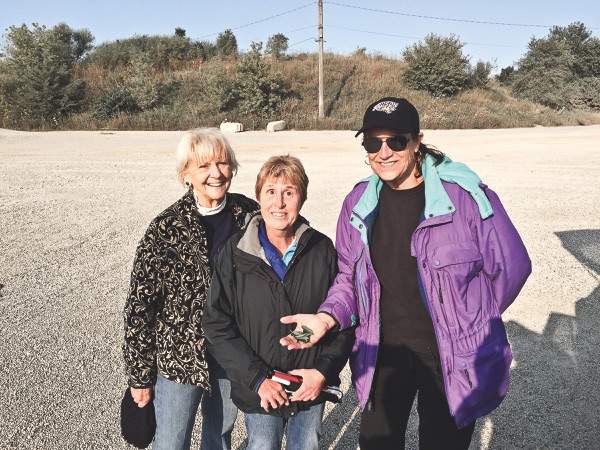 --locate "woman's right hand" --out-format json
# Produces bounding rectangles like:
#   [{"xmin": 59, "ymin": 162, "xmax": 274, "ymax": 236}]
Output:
[
  {"xmin": 279, "ymin": 313, "xmax": 337, "ymax": 350},
  {"xmin": 130, "ymin": 387, "xmax": 152, "ymax": 408},
  {"xmin": 257, "ymin": 379, "xmax": 289, "ymax": 412}
]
